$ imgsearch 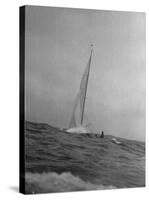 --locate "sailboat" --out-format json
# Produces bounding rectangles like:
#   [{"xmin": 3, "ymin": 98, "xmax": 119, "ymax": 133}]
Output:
[{"xmin": 66, "ymin": 45, "xmax": 96, "ymax": 134}]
